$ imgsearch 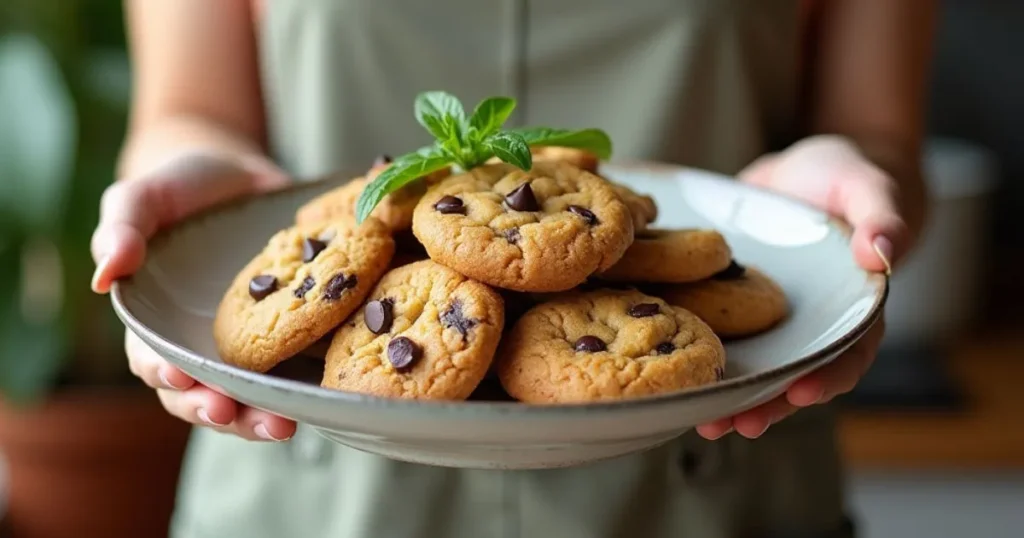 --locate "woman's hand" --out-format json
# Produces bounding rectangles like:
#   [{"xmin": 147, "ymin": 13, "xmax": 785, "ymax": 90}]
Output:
[
  {"xmin": 91, "ymin": 150, "xmax": 298, "ymax": 442},
  {"xmin": 696, "ymin": 135, "xmax": 920, "ymax": 440}
]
